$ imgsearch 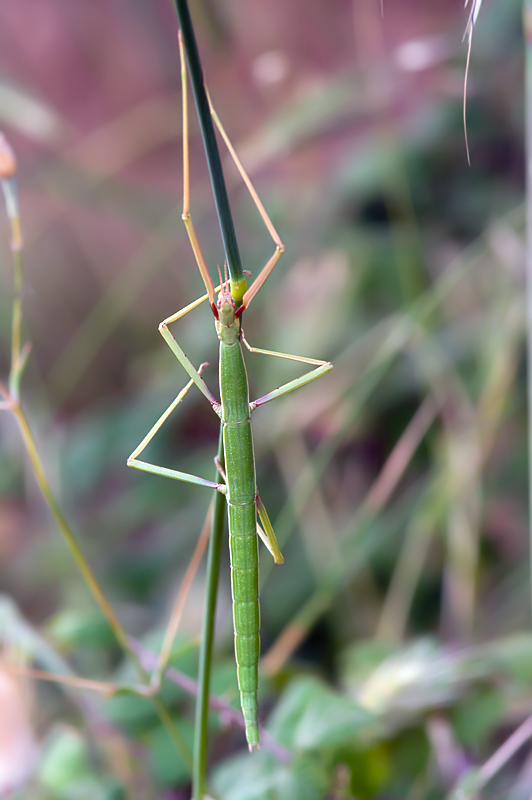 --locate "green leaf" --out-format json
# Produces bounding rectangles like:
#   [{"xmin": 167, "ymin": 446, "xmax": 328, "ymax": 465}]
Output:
[
  {"xmin": 267, "ymin": 675, "xmax": 374, "ymax": 750},
  {"xmin": 143, "ymin": 719, "xmax": 193, "ymax": 787},
  {"xmin": 340, "ymin": 639, "xmax": 399, "ymax": 684},
  {"xmin": 212, "ymin": 750, "xmax": 329, "ymax": 800},
  {"xmin": 104, "ymin": 631, "xmax": 197, "ymax": 731},
  {"xmin": 389, "ymin": 727, "xmax": 430, "ymax": 780},
  {"xmin": 104, "ymin": 687, "xmax": 158, "ymax": 730},
  {"xmin": 452, "ymin": 687, "xmax": 504, "ymax": 748},
  {"xmin": 37, "ymin": 726, "xmax": 124, "ymax": 800},
  {"xmin": 446, "ymin": 768, "xmax": 480, "ymax": 800},
  {"xmin": 342, "ymin": 745, "xmax": 391, "ymax": 799},
  {"xmin": 38, "ymin": 726, "xmax": 89, "ymax": 790},
  {"xmin": 345, "ymin": 639, "xmax": 488, "ymax": 725},
  {"xmin": 46, "ymin": 609, "xmax": 115, "ymax": 650},
  {"xmin": 485, "ymin": 635, "xmax": 532, "ymax": 685}
]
